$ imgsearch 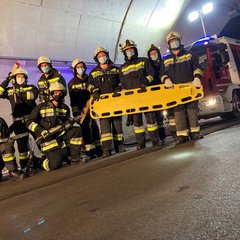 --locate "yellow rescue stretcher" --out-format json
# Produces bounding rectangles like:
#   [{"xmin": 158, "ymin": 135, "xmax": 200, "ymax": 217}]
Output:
[{"xmin": 90, "ymin": 83, "xmax": 204, "ymax": 119}]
